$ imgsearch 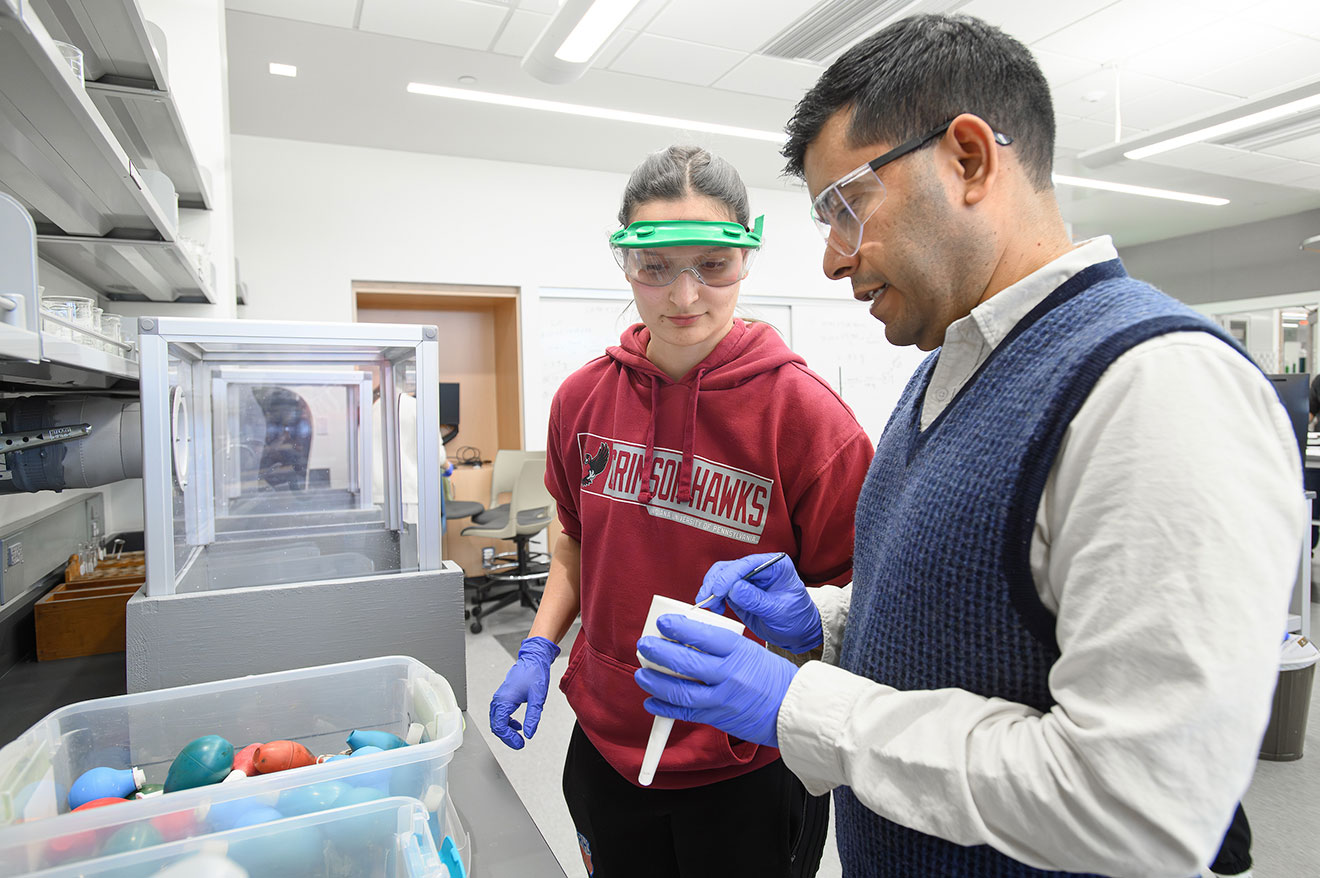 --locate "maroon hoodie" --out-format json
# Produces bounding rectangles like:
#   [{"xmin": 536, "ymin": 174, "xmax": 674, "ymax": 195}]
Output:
[{"xmin": 546, "ymin": 319, "xmax": 873, "ymax": 789}]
